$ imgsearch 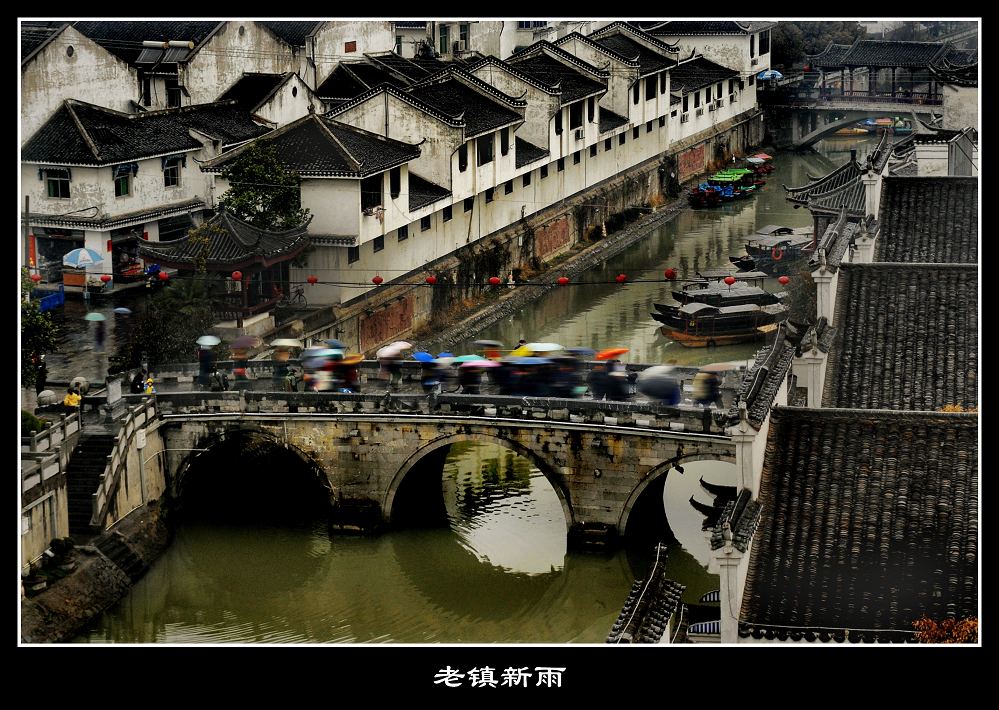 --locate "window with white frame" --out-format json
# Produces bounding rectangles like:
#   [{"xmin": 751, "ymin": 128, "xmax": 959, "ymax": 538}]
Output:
[
  {"xmin": 163, "ymin": 157, "xmax": 183, "ymax": 188},
  {"xmin": 44, "ymin": 168, "xmax": 71, "ymax": 199}
]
